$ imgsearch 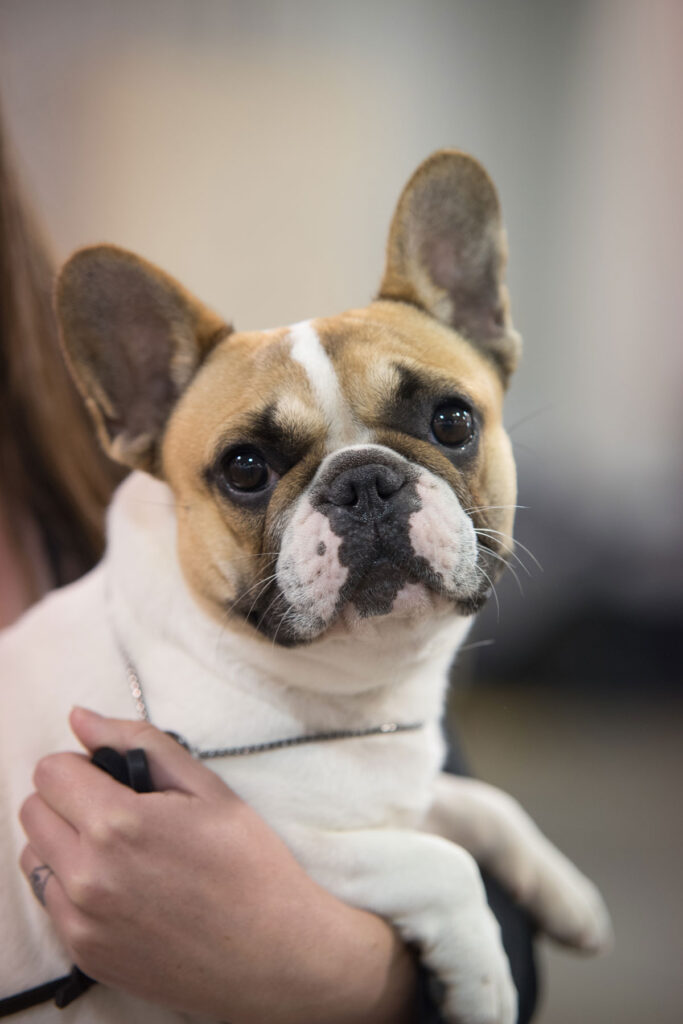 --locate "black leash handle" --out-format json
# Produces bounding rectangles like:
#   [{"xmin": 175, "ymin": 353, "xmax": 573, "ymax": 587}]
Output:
[{"xmin": 0, "ymin": 748, "xmax": 154, "ymax": 1017}]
